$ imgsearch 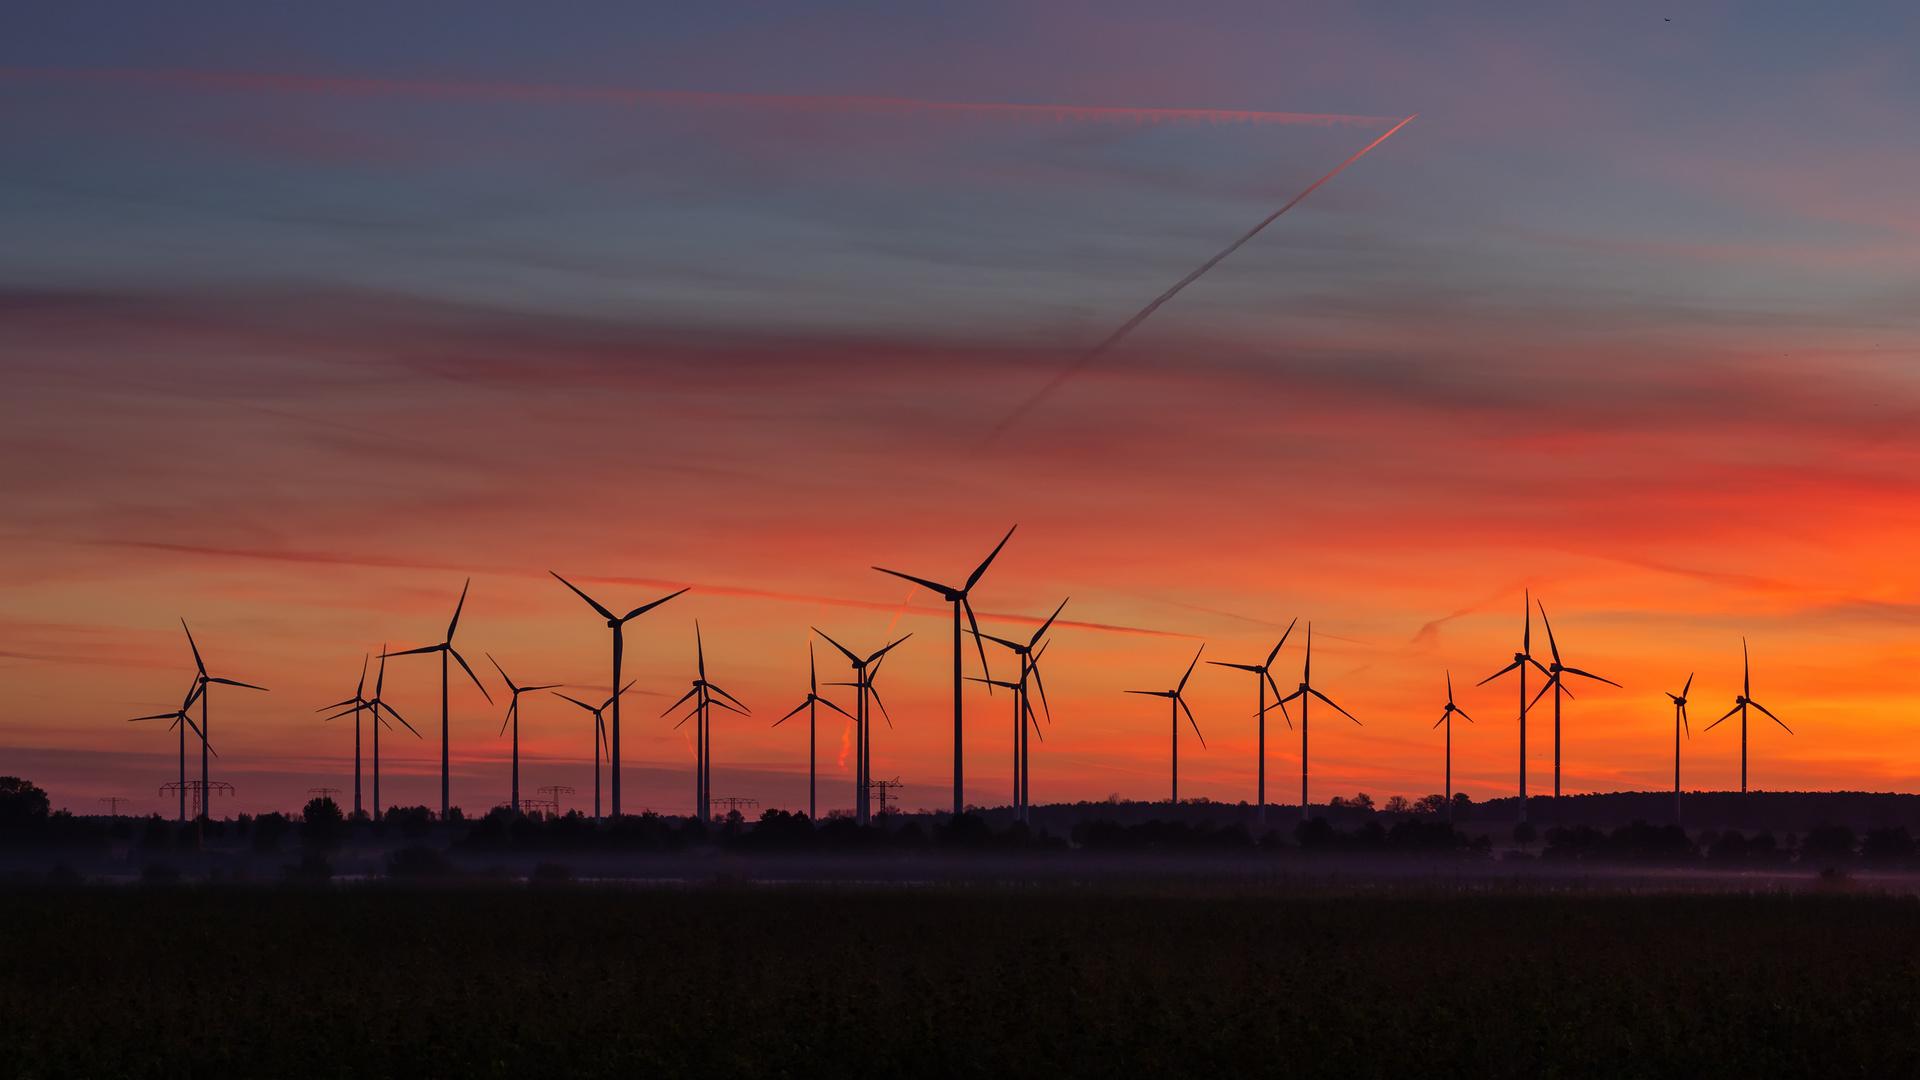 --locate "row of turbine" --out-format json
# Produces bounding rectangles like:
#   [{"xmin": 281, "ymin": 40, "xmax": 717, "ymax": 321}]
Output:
[{"xmin": 127, "ymin": 529, "xmax": 1789, "ymax": 827}]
